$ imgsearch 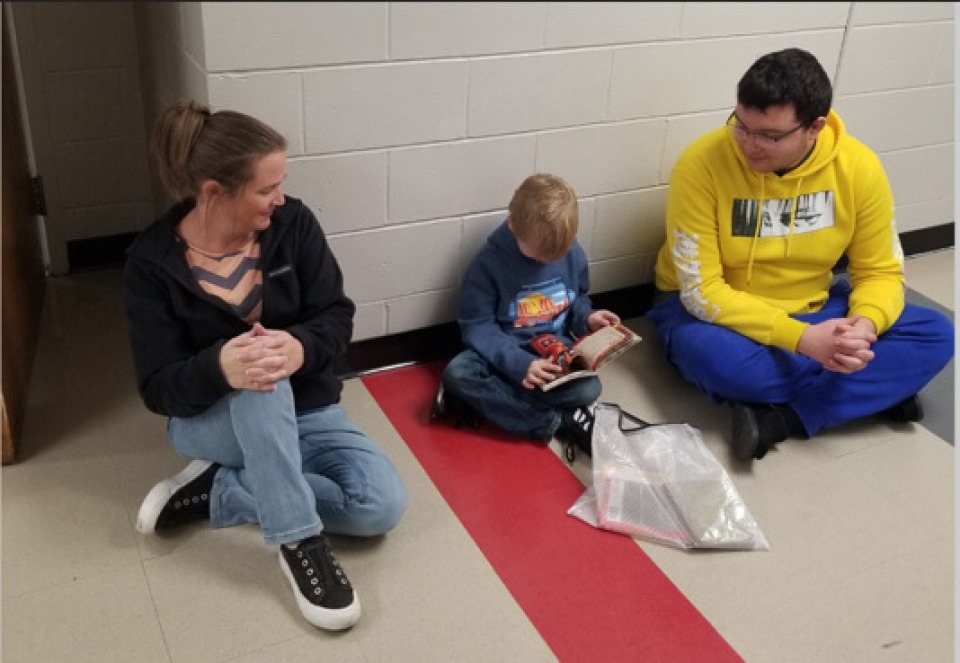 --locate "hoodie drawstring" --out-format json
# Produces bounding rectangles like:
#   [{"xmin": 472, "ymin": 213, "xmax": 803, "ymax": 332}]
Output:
[
  {"xmin": 784, "ymin": 177, "xmax": 803, "ymax": 258},
  {"xmin": 745, "ymin": 176, "xmax": 804, "ymax": 285},
  {"xmin": 745, "ymin": 176, "xmax": 765, "ymax": 286}
]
